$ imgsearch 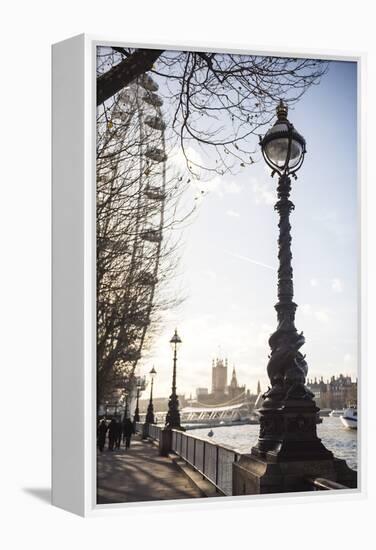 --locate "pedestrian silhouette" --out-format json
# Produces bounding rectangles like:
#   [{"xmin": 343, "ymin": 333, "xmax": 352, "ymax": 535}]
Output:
[
  {"xmin": 123, "ymin": 418, "xmax": 135, "ymax": 449},
  {"xmin": 97, "ymin": 419, "xmax": 108, "ymax": 452},
  {"xmin": 108, "ymin": 418, "xmax": 118, "ymax": 451}
]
